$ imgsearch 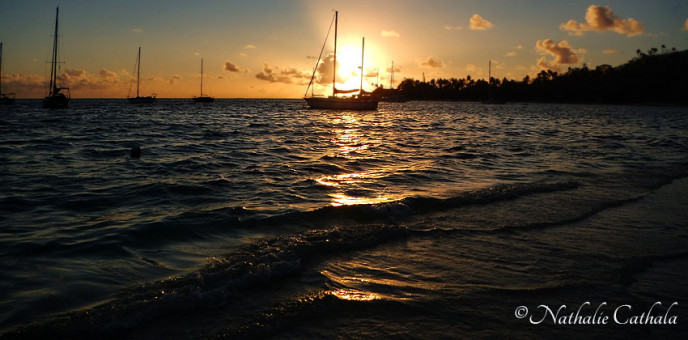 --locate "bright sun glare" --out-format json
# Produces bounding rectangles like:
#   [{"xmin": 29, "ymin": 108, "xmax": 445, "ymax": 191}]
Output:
[{"xmin": 335, "ymin": 44, "xmax": 374, "ymax": 91}]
